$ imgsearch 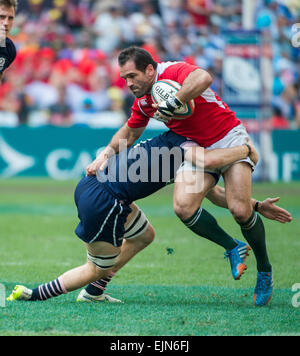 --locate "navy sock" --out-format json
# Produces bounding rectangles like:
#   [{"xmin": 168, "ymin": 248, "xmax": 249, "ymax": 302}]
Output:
[
  {"xmin": 30, "ymin": 277, "xmax": 66, "ymax": 301},
  {"xmin": 85, "ymin": 272, "xmax": 115, "ymax": 296}
]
